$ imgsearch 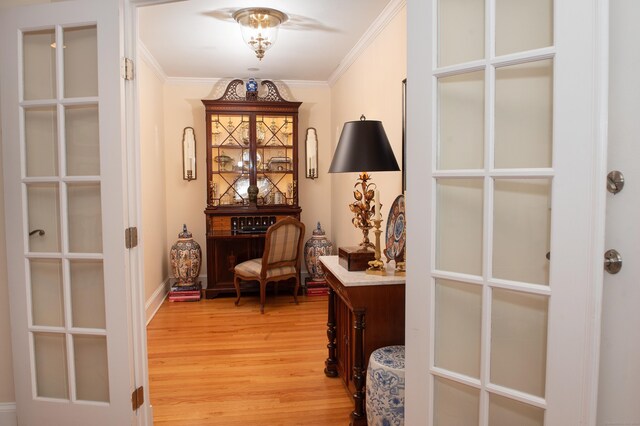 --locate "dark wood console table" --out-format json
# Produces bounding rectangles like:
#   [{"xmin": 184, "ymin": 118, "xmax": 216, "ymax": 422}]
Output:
[{"xmin": 319, "ymin": 256, "xmax": 405, "ymax": 426}]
